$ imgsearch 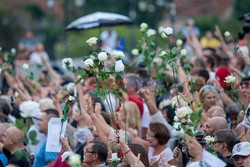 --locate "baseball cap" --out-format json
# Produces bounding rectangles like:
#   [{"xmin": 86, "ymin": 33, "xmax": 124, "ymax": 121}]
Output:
[{"xmin": 231, "ymin": 142, "xmax": 250, "ymax": 159}]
